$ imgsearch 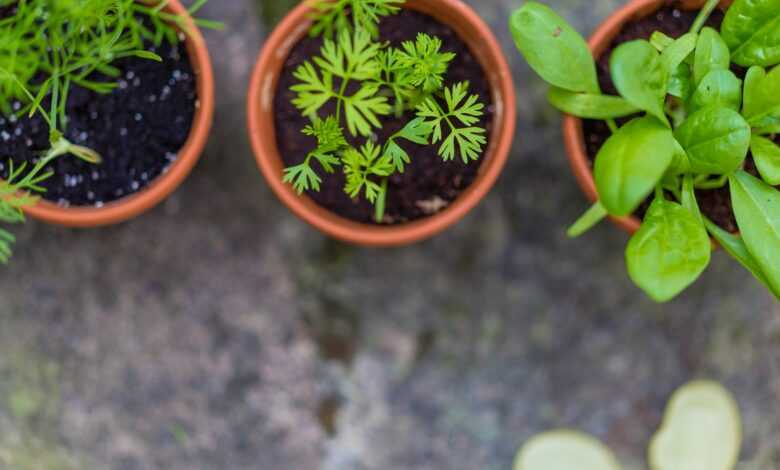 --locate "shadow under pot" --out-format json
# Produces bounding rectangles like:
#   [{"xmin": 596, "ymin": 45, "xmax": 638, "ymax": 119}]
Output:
[
  {"xmin": 248, "ymin": 0, "xmax": 516, "ymax": 247},
  {"xmin": 2, "ymin": 0, "xmax": 214, "ymax": 228}
]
